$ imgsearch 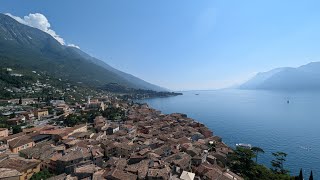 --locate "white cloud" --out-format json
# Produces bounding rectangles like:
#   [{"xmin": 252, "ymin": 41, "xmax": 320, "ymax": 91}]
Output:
[
  {"xmin": 5, "ymin": 13, "xmax": 79, "ymax": 48},
  {"xmin": 67, "ymin": 44, "xmax": 80, "ymax": 49}
]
